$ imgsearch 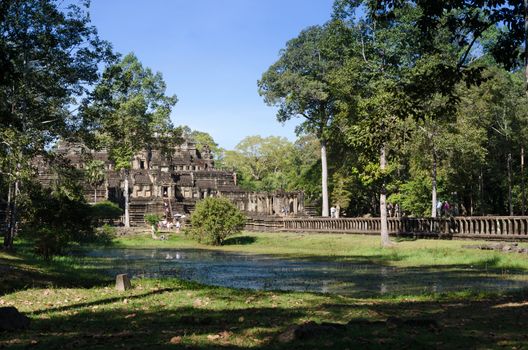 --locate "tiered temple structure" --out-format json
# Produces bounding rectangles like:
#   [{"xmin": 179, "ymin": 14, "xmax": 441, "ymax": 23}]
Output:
[{"xmin": 37, "ymin": 140, "xmax": 304, "ymax": 225}]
